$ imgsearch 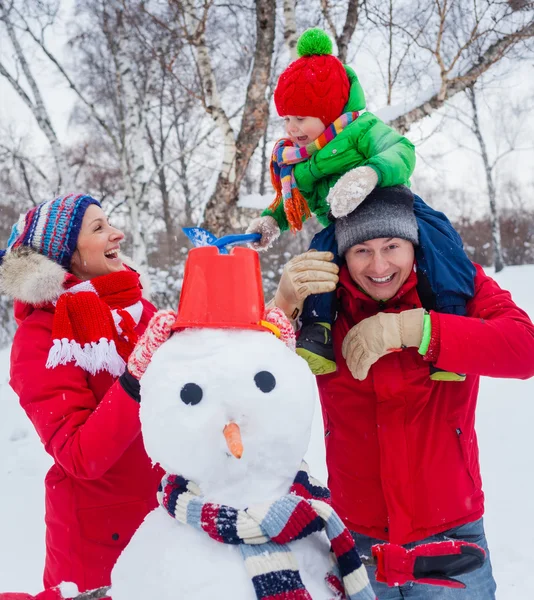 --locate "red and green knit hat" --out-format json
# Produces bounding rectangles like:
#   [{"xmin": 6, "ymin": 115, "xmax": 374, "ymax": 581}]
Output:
[{"xmin": 274, "ymin": 28, "xmax": 350, "ymax": 126}]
